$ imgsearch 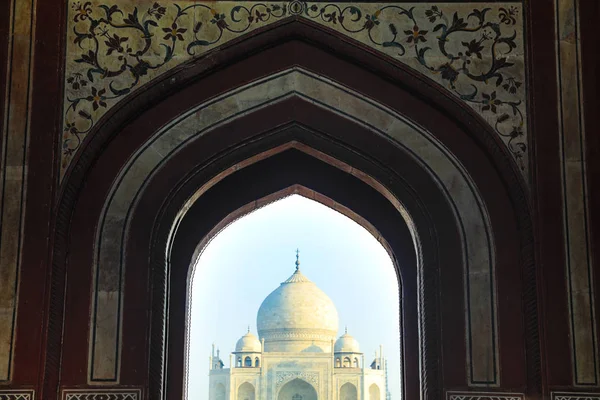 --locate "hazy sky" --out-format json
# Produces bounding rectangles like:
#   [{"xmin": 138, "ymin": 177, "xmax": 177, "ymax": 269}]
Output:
[{"xmin": 187, "ymin": 194, "xmax": 401, "ymax": 399}]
